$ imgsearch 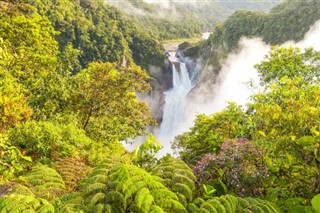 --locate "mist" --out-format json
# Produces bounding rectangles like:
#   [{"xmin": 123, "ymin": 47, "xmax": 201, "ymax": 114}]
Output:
[
  {"xmin": 188, "ymin": 20, "xmax": 320, "ymax": 120},
  {"xmin": 125, "ymin": 20, "xmax": 320, "ymax": 156},
  {"xmin": 155, "ymin": 20, "xmax": 320, "ymax": 156}
]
